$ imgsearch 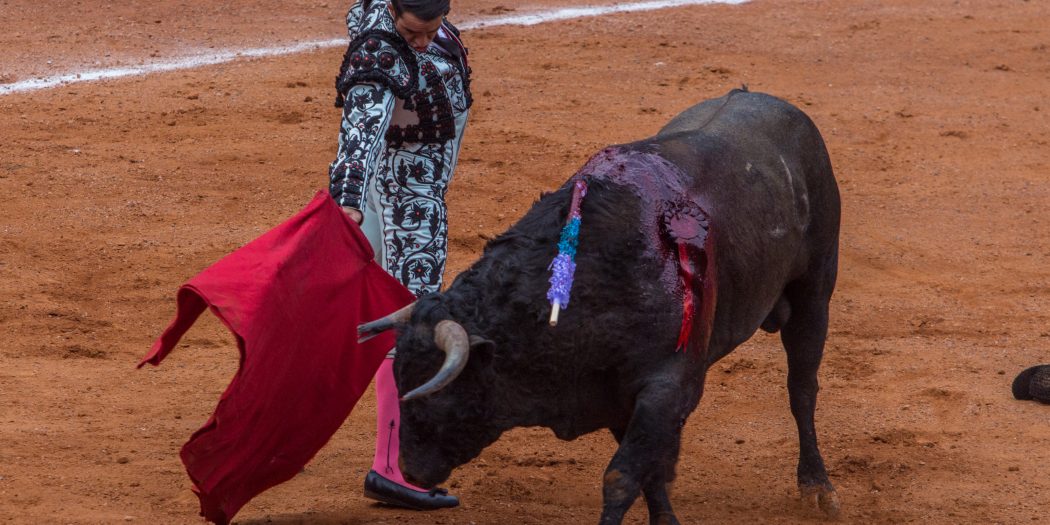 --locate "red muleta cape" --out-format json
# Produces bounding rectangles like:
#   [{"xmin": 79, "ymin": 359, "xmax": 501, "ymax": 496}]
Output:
[{"xmin": 139, "ymin": 191, "xmax": 414, "ymax": 524}]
